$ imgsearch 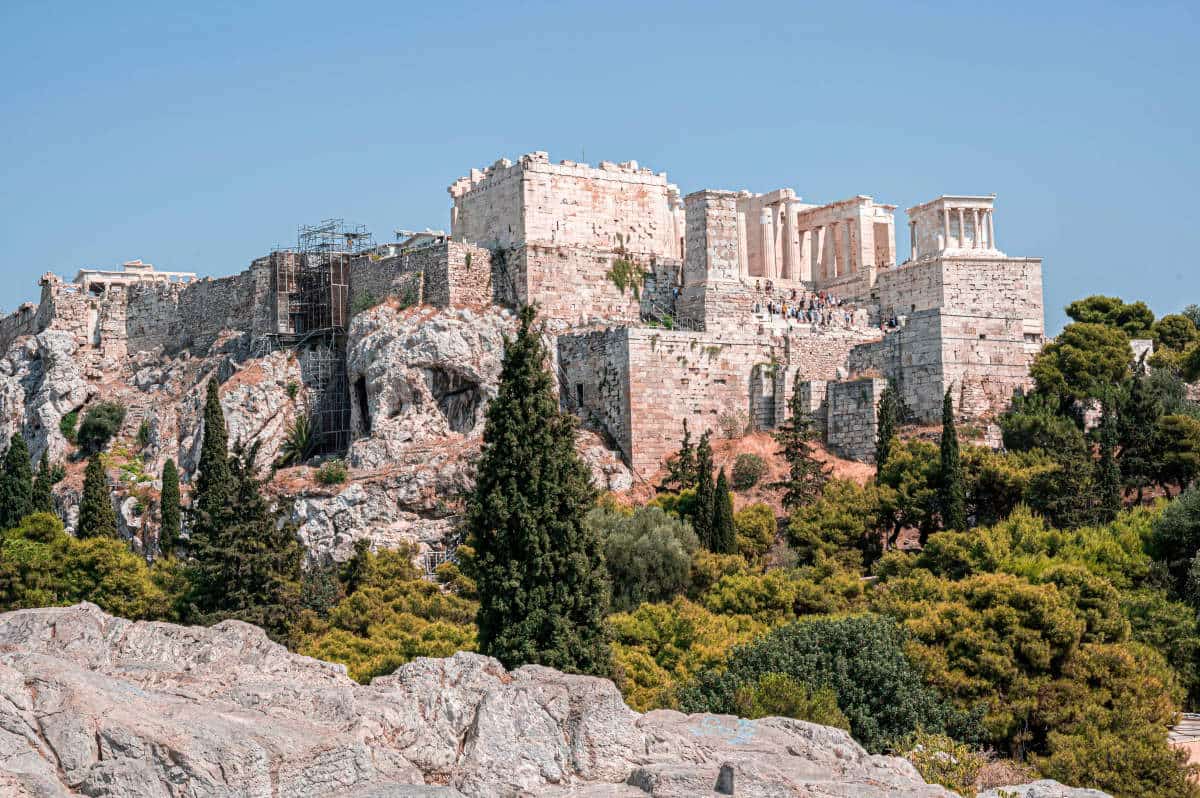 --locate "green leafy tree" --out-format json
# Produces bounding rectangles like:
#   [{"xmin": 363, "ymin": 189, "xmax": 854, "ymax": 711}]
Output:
[
  {"xmin": 939, "ymin": 390, "xmax": 967, "ymax": 531},
  {"xmin": 679, "ymin": 614, "xmax": 967, "ymax": 753},
  {"xmin": 1157, "ymin": 414, "xmax": 1200, "ymax": 492},
  {"xmin": 876, "ymin": 439, "xmax": 942, "ymax": 547},
  {"xmin": 874, "ymin": 380, "xmax": 906, "ymax": 469},
  {"xmin": 772, "ymin": 382, "xmax": 829, "ymax": 510},
  {"xmin": 1095, "ymin": 397, "xmax": 1123, "ymax": 524},
  {"xmin": 692, "ymin": 432, "xmax": 716, "ymax": 550},
  {"xmin": 1065, "ymin": 295, "xmax": 1155, "ymax": 338},
  {"xmin": 1186, "ymin": 343, "xmax": 1200, "ymax": 383},
  {"xmin": 468, "ymin": 305, "xmax": 610, "ymax": 675},
  {"xmin": 731, "ymin": 453, "xmax": 767, "ymax": 490},
  {"xmin": 586, "ymin": 505, "xmax": 697, "ymax": 611},
  {"xmin": 711, "ymin": 469, "xmax": 737, "ymax": 554},
  {"xmin": 159, "ymin": 459, "xmax": 180, "ymax": 558},
  {"xmin": 192, "ymin": 379, "xmax": 231, "ymax": 539},
  {"xmin": 31, "ymin": 452, "xmax": 55, "ymax": 516},
  {"xmin": 0, "ymin": 433, "xmax": 34, "ymax": 529},
  {"xmin": 0, "ymin": 513, "xmax": 171, "ymax": 619},
  {"xmin": 999, "ymin": 391, "xmax": 1085, "ymax": 454},
  {"xmin": 658, "ymin": 419, "xmax": 697, "ymax": 492},
  {"xmin": 1185, "ymin": 304, "xmax": 1200, "ymax": 329},
  {"xmin": 1031, "ymin": 322, "xmax": 1131, "ymax": 403},
  {"xmin": 788, "ymin": 479, "xmax": 884, "ymax": 569},
  {"xmin": 1033, "ymin": 643, "xmax": 1199, "ymax": 798},
  {"xmin": 78, "ymin": 454, "xmax": 117, "ymax": 539},
  {"xmin": 1152, "ymin": 313, "xmax": 1200, "ymax": 353},
  {"xmin": 734, "ymin": 502, "xmax": 776, "ymax": 562},
  {"xmin": 77, "ymin": 401, "xmax": 127, "ymax": 454}
]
